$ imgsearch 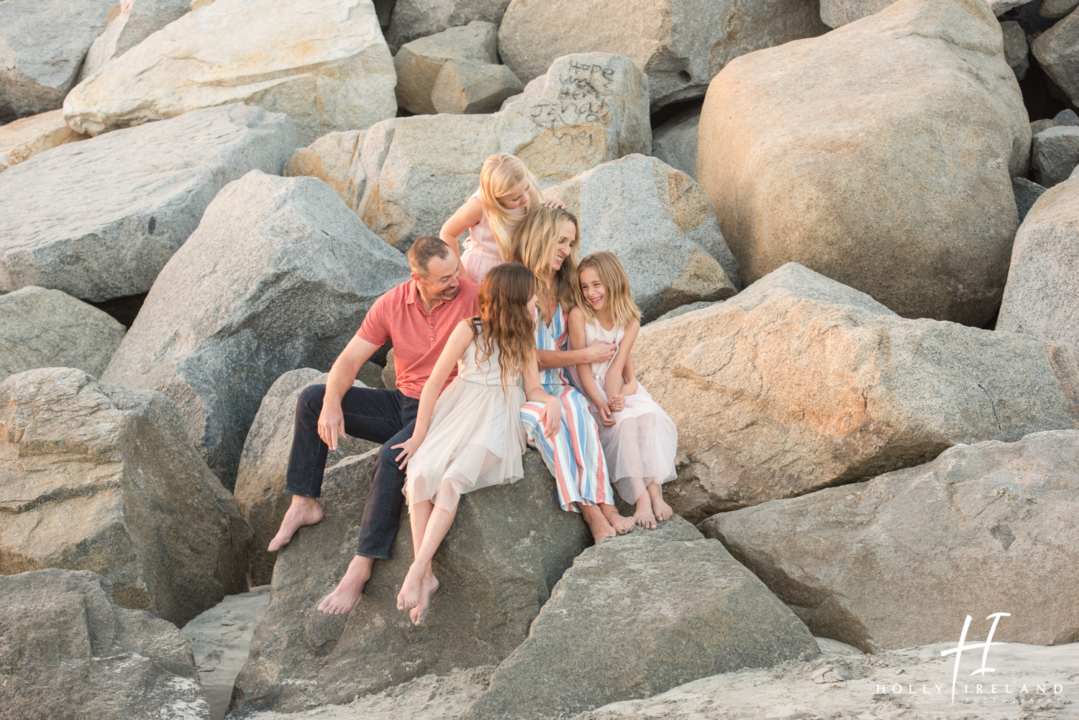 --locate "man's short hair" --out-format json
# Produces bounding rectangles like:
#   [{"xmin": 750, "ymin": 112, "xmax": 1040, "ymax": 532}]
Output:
[{"xmin": 408, "ymin": 235, "xmax": 453, "ymax": 275}]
